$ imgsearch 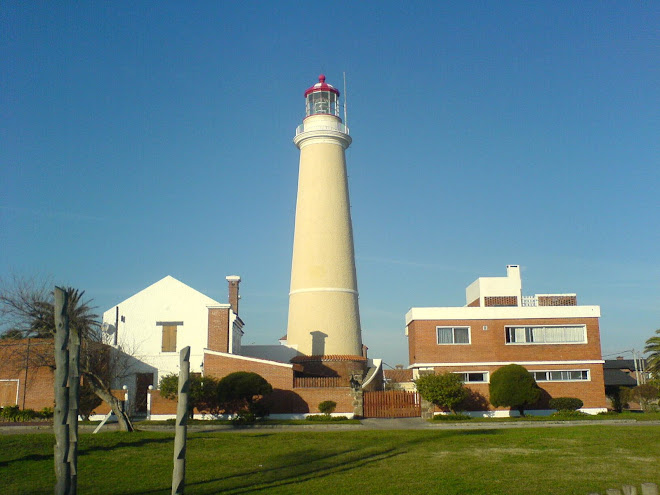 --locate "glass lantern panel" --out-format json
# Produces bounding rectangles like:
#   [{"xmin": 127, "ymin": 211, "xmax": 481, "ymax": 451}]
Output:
[{"xmin": 307, "ymin": 91, "xmax": 338, "ymax": 116}]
